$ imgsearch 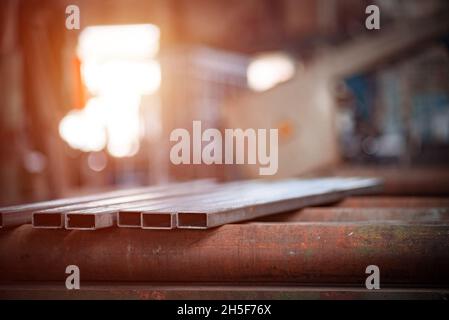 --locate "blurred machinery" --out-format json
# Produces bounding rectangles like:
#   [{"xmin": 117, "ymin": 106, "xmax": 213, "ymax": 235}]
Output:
[
  {"xmin": 340, "ymin": 44, "xmax": 449, "ymax": 164},
  {"xmin": 225, "ymin": 15, "xmax": 449, "ymax": 178}
]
